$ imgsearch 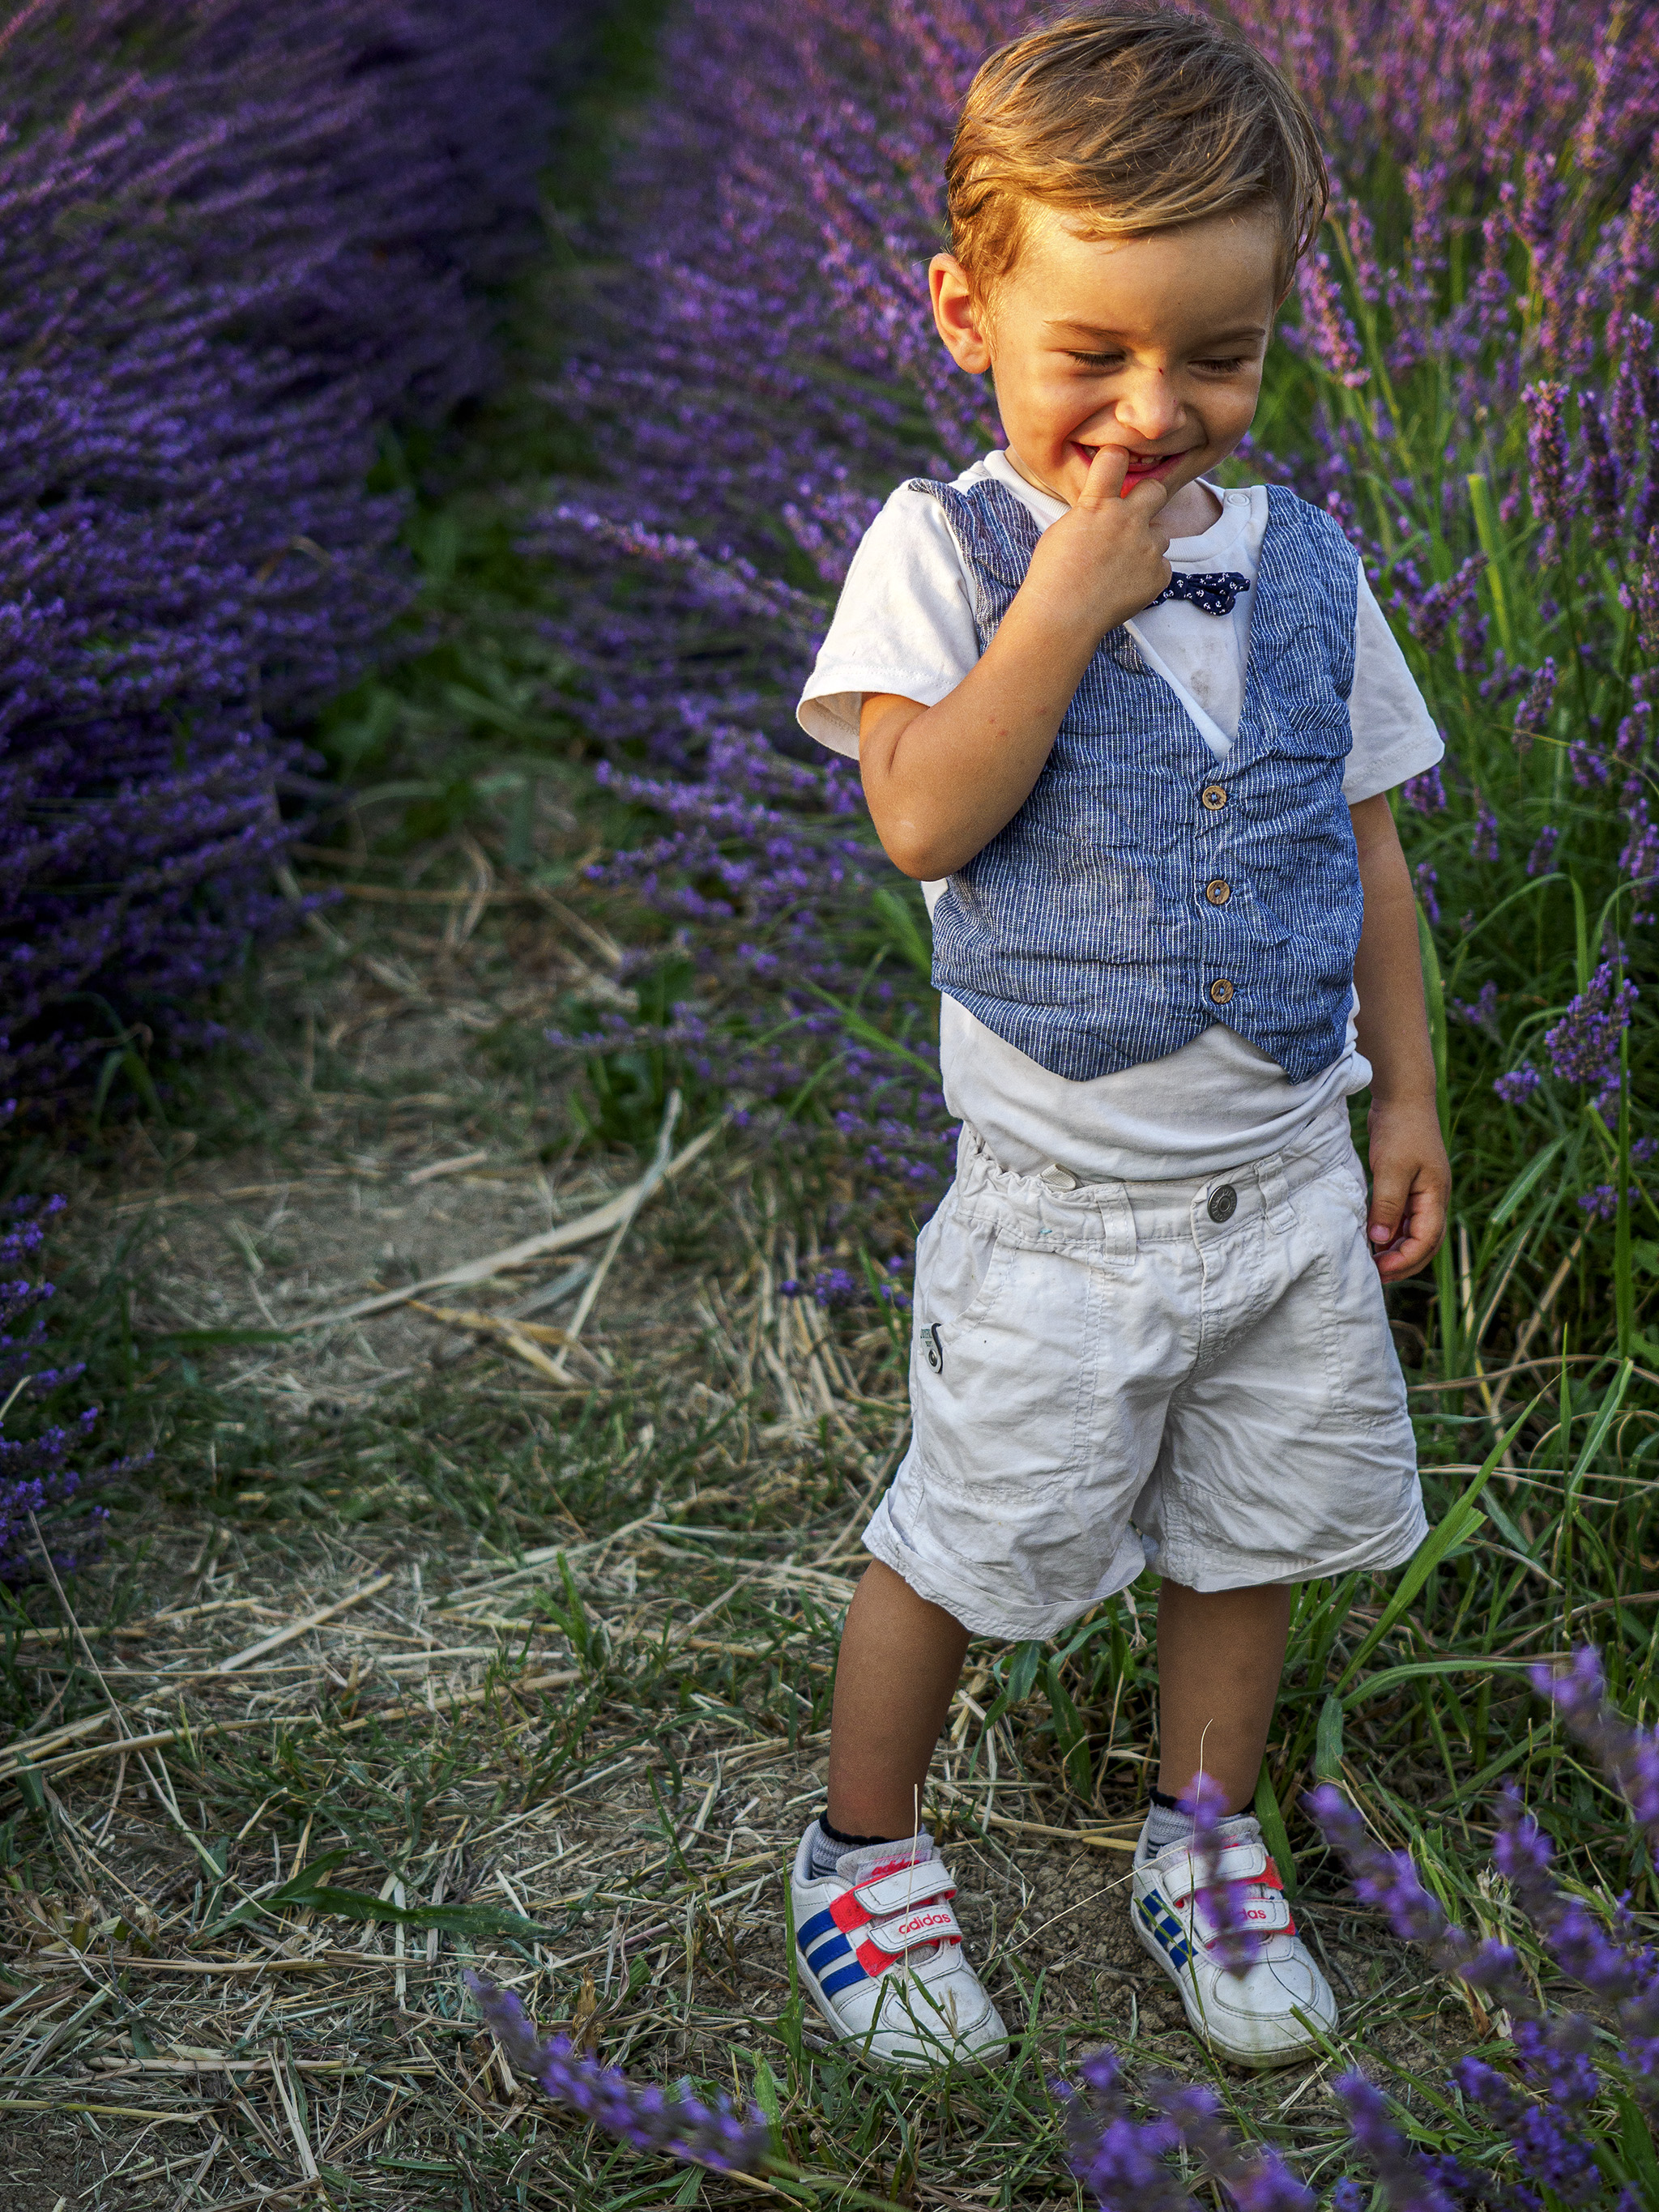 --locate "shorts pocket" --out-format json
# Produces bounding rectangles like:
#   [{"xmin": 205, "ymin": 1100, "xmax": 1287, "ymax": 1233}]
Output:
[
  {"xmin": 913, "ymin": 1195, "xmax": 1010, "ymax": 1341},
  {"xmin": 1308, "ymin": 1192, "xmax": 1410, "ymax": 1434}
]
